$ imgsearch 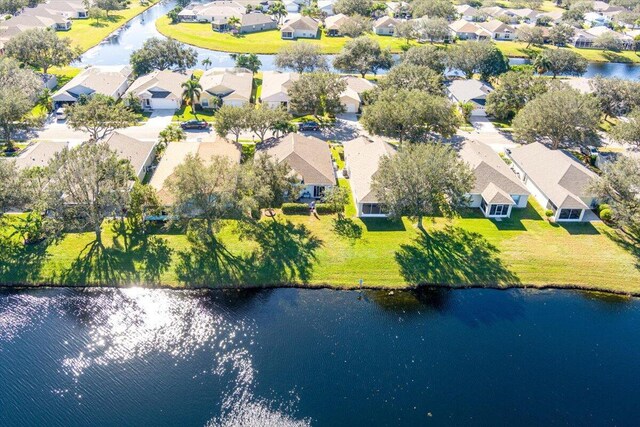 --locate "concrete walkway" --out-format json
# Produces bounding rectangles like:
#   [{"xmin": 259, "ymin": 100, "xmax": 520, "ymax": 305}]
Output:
[{"xmin": 457, "ymin": 116, "xmax": 519, "ymax": 153}]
